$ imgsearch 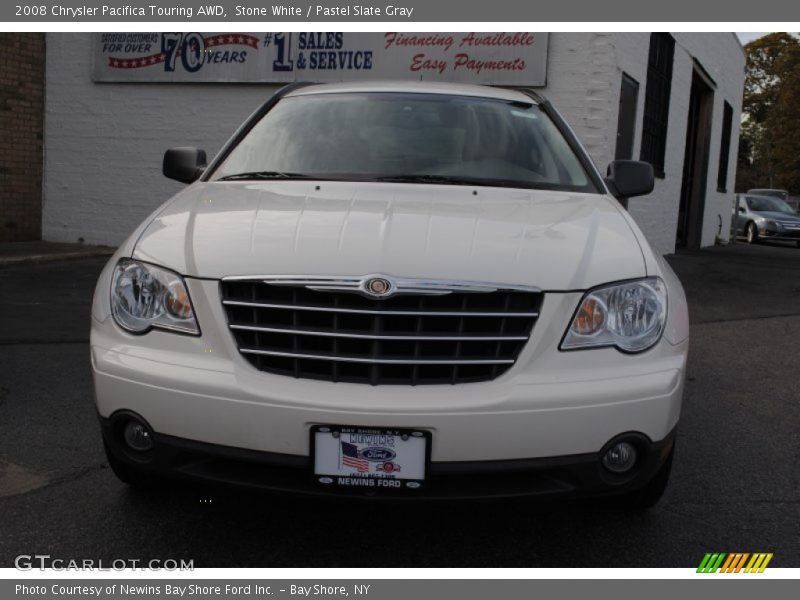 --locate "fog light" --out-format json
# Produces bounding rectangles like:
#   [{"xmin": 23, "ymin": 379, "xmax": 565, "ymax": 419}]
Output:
[
  {"xmin": 602, "ymin": 441, "xmax": 637, "ymax": 473},
  {"xmin": 123, "ymin": 420, "xmax": 154, "ymax": 452}
]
